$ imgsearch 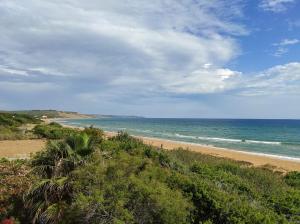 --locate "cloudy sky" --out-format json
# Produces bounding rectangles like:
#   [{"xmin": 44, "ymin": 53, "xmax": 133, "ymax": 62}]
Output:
[{"xmin": 0, "ymin": 0, "xmax": 300, "ymax": 118}]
